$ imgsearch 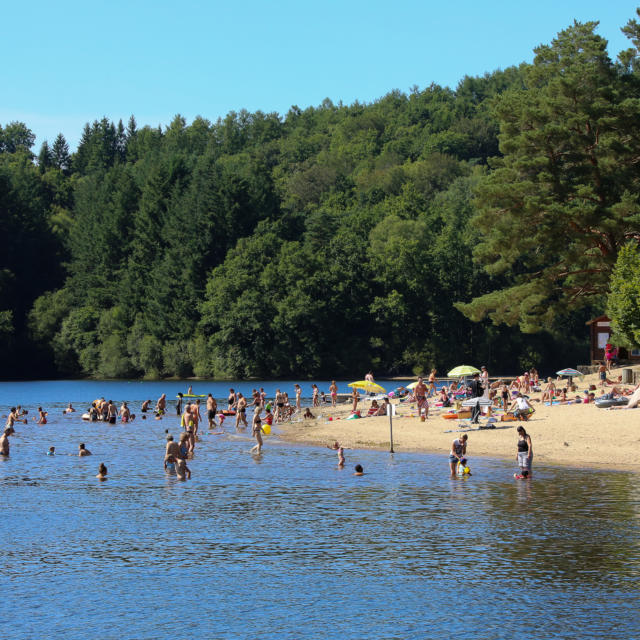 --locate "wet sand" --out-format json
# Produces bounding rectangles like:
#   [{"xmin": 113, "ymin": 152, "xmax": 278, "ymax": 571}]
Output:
[{"xmin": 277, "ymin": 367, "xmax": 640, "ymax": 471}]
